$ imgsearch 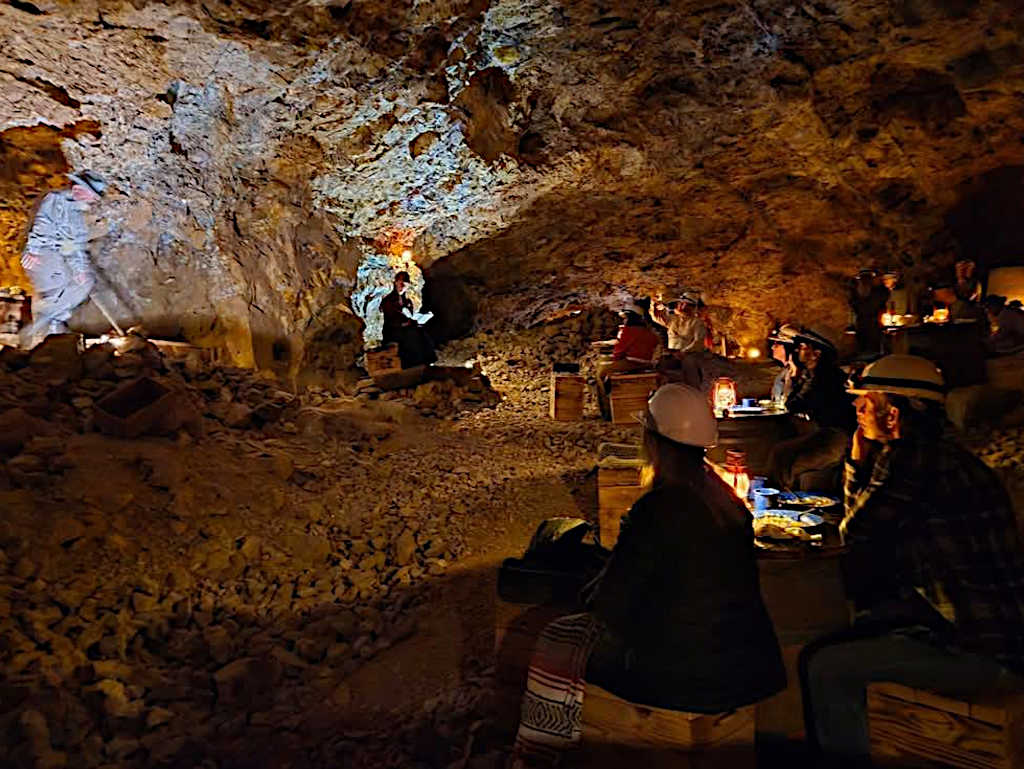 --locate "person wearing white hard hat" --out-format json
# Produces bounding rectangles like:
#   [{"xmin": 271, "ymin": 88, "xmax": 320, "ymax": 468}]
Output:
[
  {"xmin": 766, "ymin": 326, "xmax": 854, "ymax": 491},
  {"xmin": 595, "ymin": 301, "xmax": 661, "ymax": 418},
  {"xmin": 584, "ymin": 384, "xmax": 785, "ymax": 714},
  {"xmin": 20, "ymin": 170, "xmax": 107, "ymax": 344},
  {"xmin": 800, "ymin": 355, "xmax": 1024, "ymax": 763}
]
